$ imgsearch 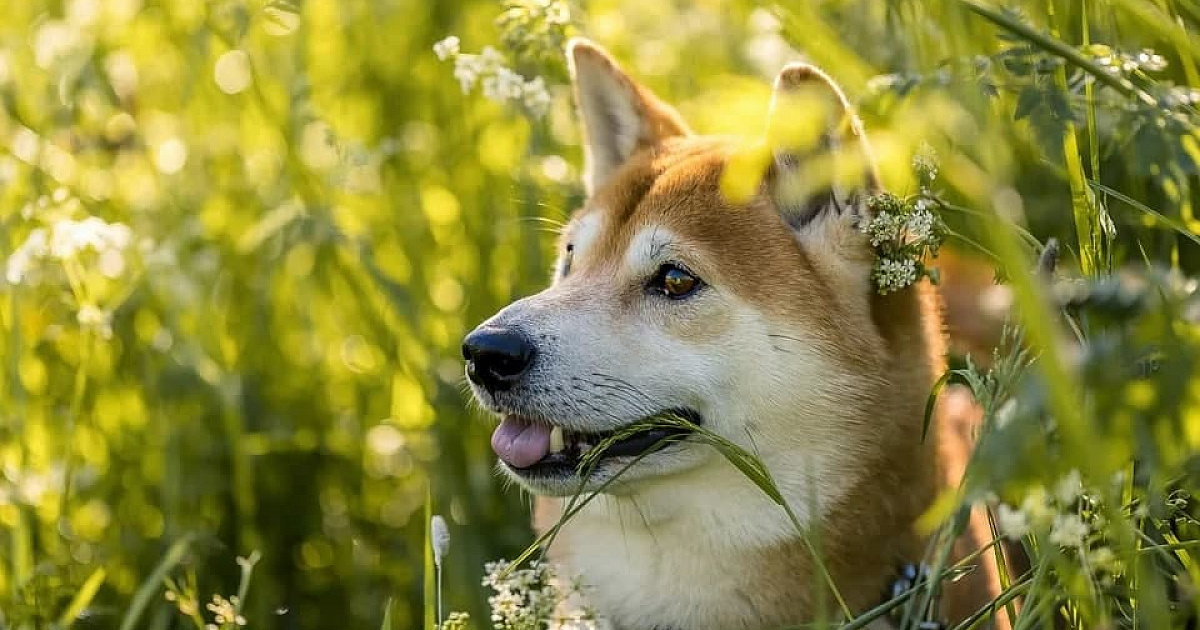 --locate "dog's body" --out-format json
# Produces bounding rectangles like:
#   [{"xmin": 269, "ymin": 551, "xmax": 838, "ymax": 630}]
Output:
[{"xmin": 464, "ymin": 39, "xmax": 1005, "ymax": 630}]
